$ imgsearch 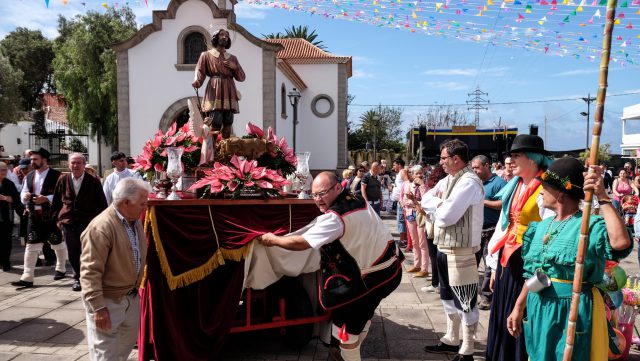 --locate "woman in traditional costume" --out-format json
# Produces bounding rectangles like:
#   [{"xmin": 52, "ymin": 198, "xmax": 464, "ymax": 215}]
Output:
[
  {"xmin": 485, "ymin": 134, "xmax": 554, "ymax": 361},
  {"xmin": 506, "ymin": 157, "xmax": 632, "ymax": 360}
]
